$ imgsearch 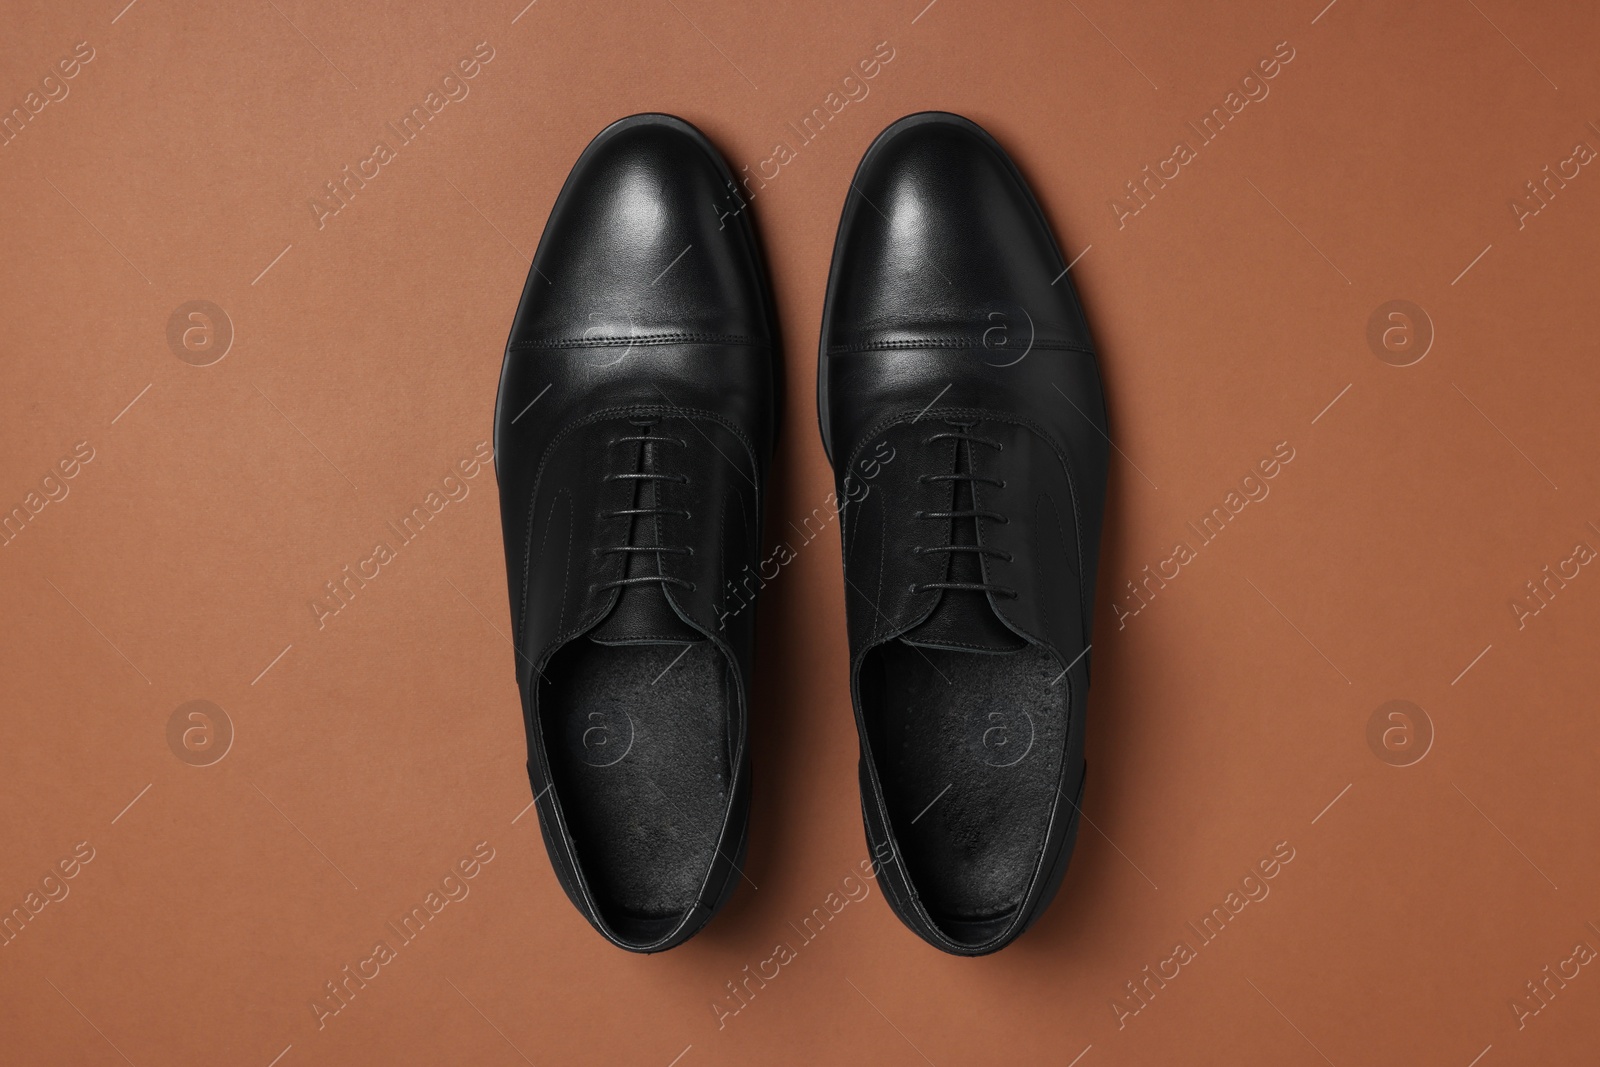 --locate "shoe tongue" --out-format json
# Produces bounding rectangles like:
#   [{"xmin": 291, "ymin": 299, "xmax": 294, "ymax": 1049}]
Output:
[
  {"xmin": 589, "ymin": 581, "xmax": 702, "ymax": 645},
  {"xmin": 587, "ymin": 424, "xmax": 703, "ymax": 647},
  {"xmin": 900, "ymin": 592, "xmax": 1027, "ymax": 653},
  {"xmin": 900, "ymin": 428, "xmax": 1027, "ymax": 655}
]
